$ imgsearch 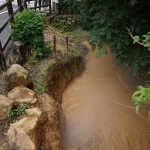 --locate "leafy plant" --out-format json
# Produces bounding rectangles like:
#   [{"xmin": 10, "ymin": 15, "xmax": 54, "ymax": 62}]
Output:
[
  {"xmin": 11, "ymin": 9, "xmax": 52, "ymax": 57},
  {"xmin": 10, "ymin": 103, "xmax": 29, "ymax": 122},
  {"xmin": 132, "ymin": 86, "xmax": 150, "ymax": 119},
  {"xmin": 43, "ymin": 42, "xmax": 53, "ymax": 57},
  {"xmin": 11, "ymin": 9, "xmax": 44, "ymax": 49},
  {"xmin": 133, "ymin": 32, "xmax": 150, "ymax": 50}
]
